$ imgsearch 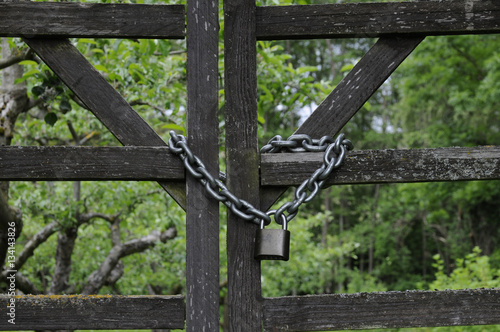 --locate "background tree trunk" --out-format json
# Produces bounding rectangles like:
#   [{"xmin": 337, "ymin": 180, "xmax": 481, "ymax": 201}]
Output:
[{"xmin": 0, "ymin": 38, "xmax": 26, "ymax": 267}]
